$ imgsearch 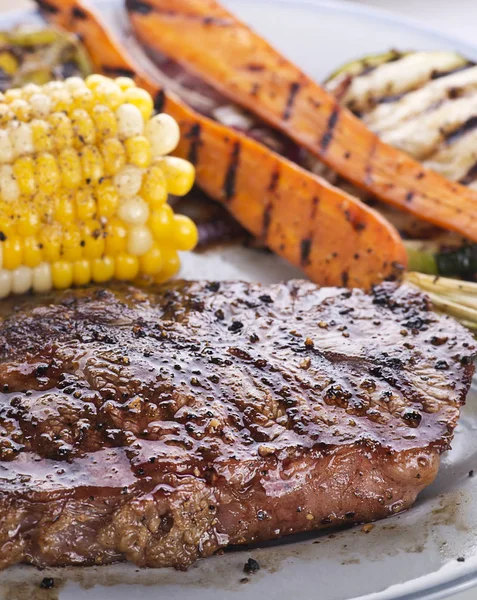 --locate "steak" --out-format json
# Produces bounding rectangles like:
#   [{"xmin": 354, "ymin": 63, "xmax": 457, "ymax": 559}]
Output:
[{"xmin": 0, "ymin": 280, "xmax": 474, "ymax": 570}]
